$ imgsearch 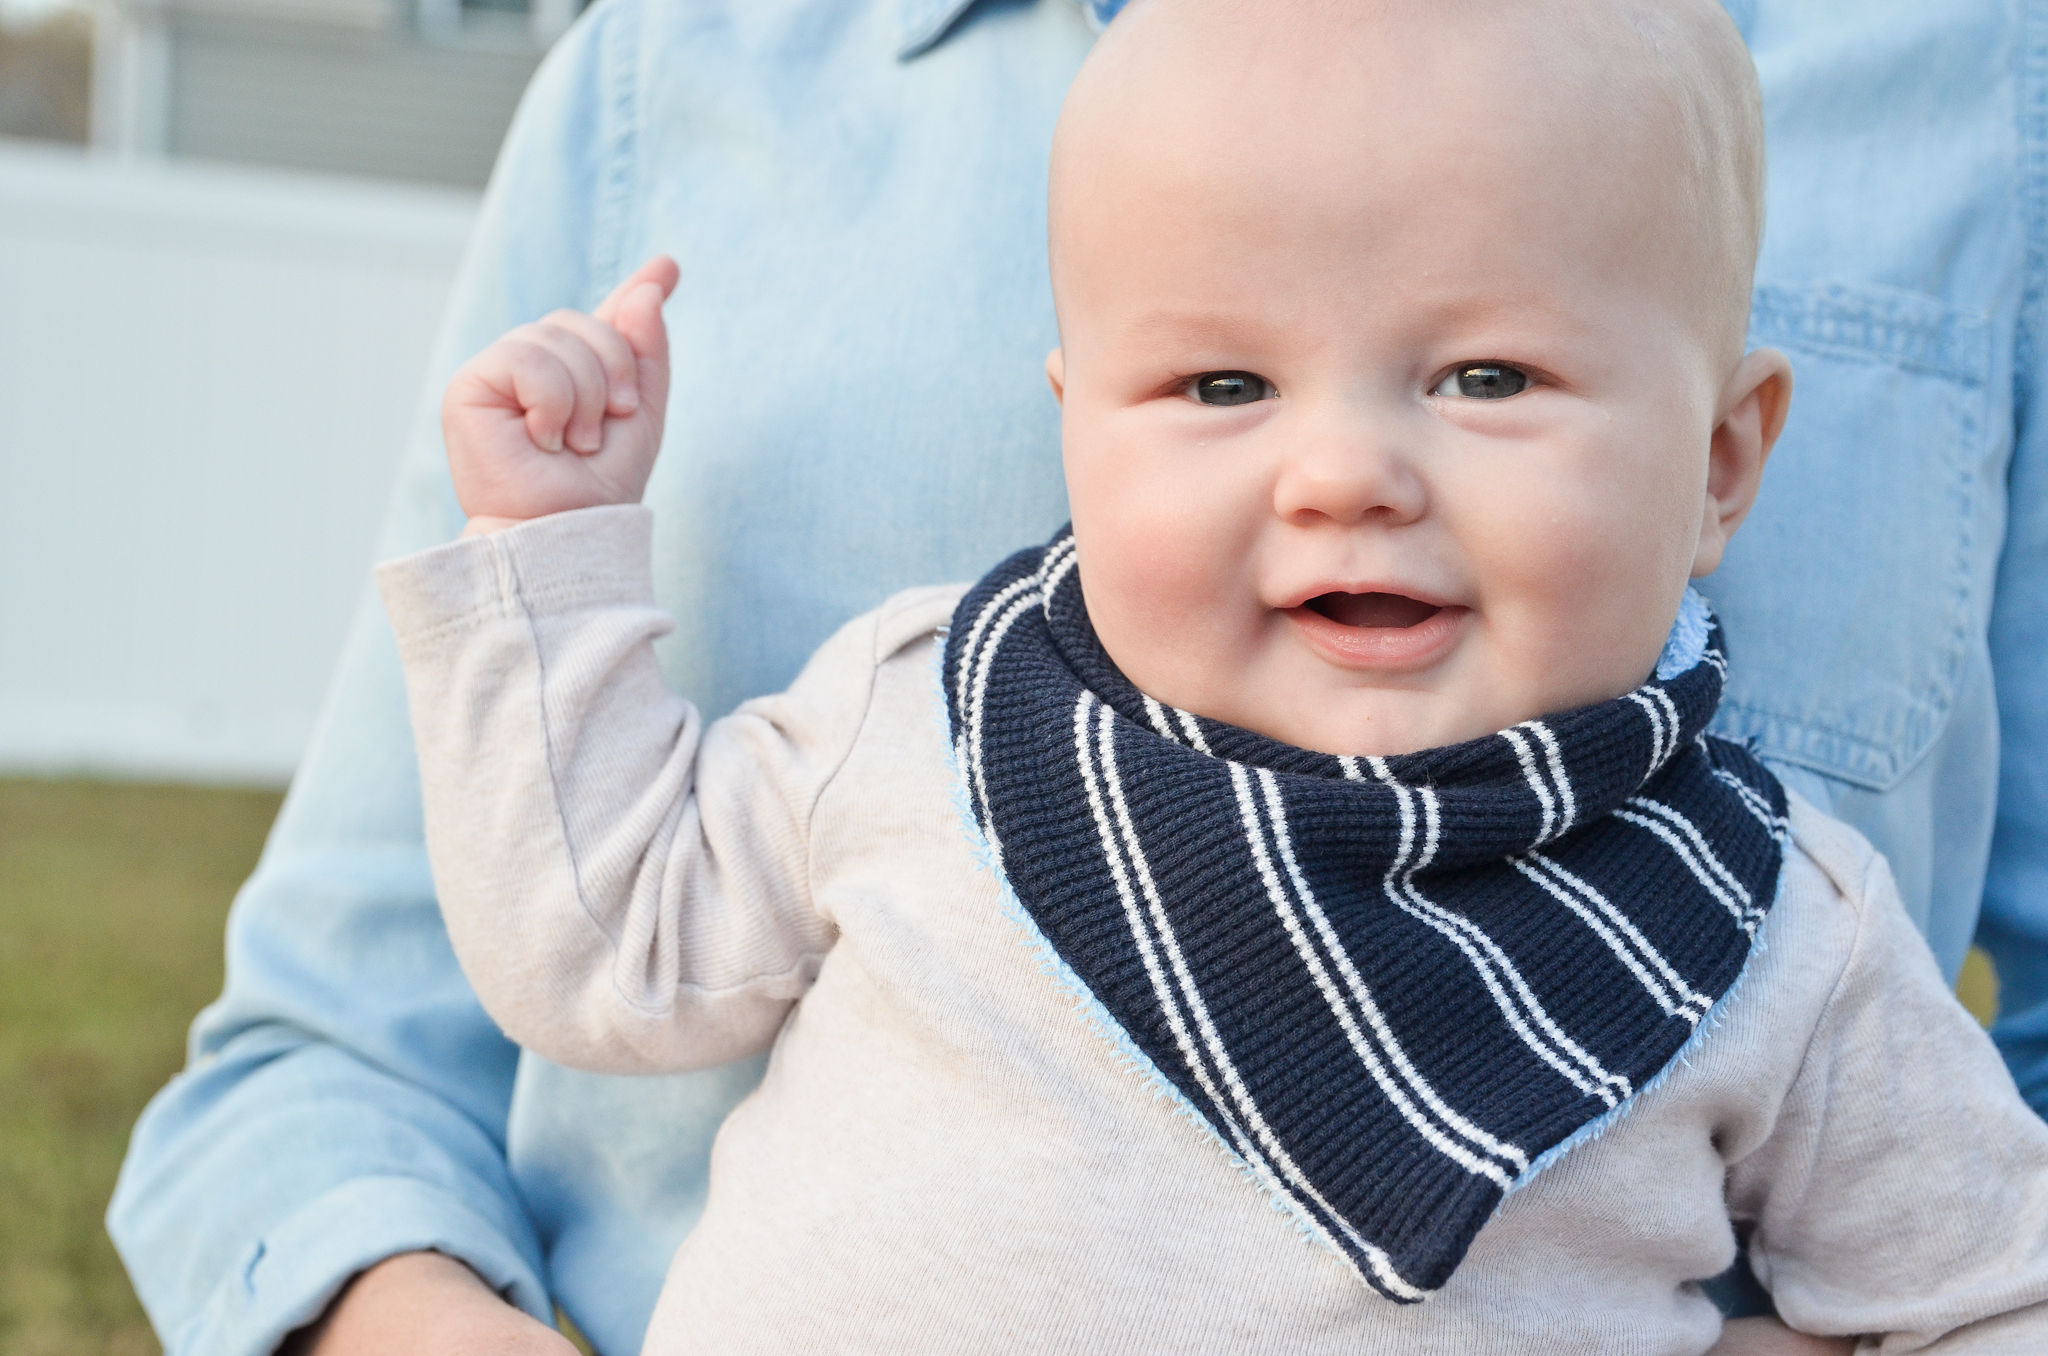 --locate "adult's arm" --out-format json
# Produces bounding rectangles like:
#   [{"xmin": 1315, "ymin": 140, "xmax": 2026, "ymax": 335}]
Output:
[
  {"xmin": 105, "ymin": 6, "xmax": 644, "ymax": 1352},
  {"xmin": 282, "ymin": 1253, "xmax": 574, "ymax": 1356},
  {"xmin": 1982, "ymin": 308, "xmax": 2048, "ymax": 1113}
]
